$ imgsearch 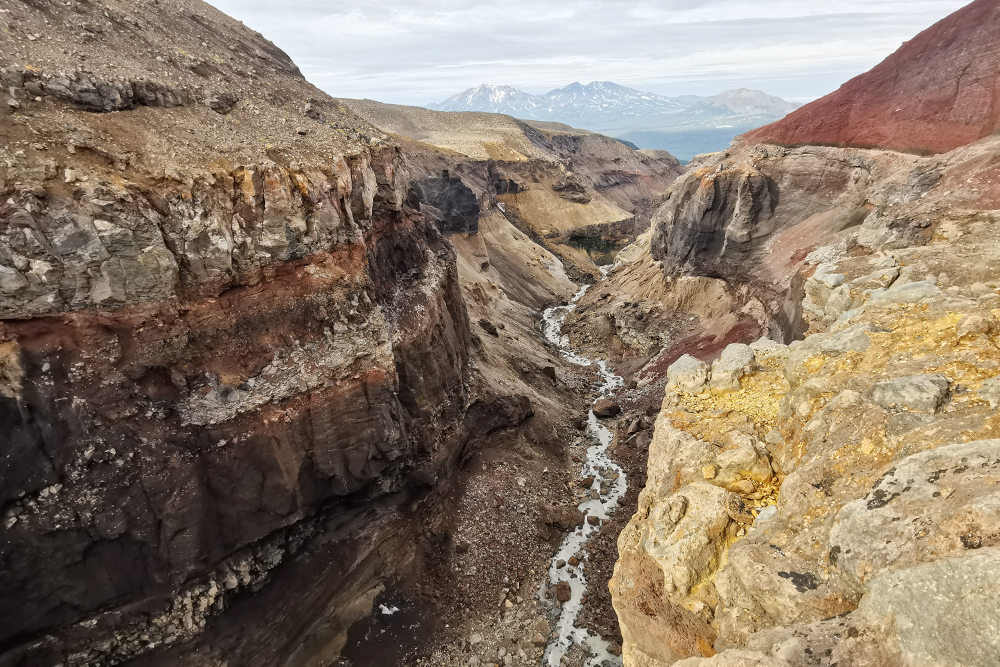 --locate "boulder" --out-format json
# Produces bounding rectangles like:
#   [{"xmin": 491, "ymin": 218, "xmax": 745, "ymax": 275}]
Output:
[
  {"xmin": 748, "ymin": 338, "xmax": 790, "ymax": 368},
  {"xmin": 872, "ymin": 373, "xmax": 950, "ymax": 413},
  {"xmin": 668, "ymin": 354, "xmax": 710, "ymax": 393},
  {"xmin": 851, "ymin": 266, "xmax": 900, "ymax": 290},
  {"xmin": 819, "ymin": 323, "xmax": 876, "ymax": 356},
  {"xmin": 710, "ymin": 344, "xmax": 756, "ymax": 392},
  {"xmin": 868, "ymin": 280, "xmax": 943, "ymax": 305},
  {"xmin": 824, "ymin": 284, "xmax": 855, "ymax": 318},
  {"xmin": 978, "ymin": 375, "xmax": 1000, "ymax": 409},
  {"xmin": 592, "ymin": 398, "xmax": 621, "ymax": 418},
  {"xmin": 541, "ymin": 503, "xmax": 585, "ymax": 531},
  {"xmin": 205, "ymin": 91, "xmax": 238, "ymax": 114},
  {"xmin": 674, "ymin": 650, "xmax": 791, "ymax": 667},
  {"xmin": 829, "ymin": 439, "xmax": 1000, "ymax": 584},
  {"xmin": 854, "ymin": 548, "xmax": 1000, "ymax": 666}
]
